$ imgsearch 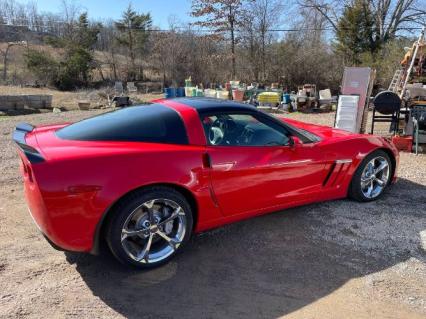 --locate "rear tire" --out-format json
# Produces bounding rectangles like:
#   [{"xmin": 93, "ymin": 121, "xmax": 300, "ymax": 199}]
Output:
[
  {"xmin": 349, "ymin": 150, "xmax": 392, "ymax": 202},
  {"xmin": 106, "ymin": 186, "xmax": 193, "ymax": 269}
]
